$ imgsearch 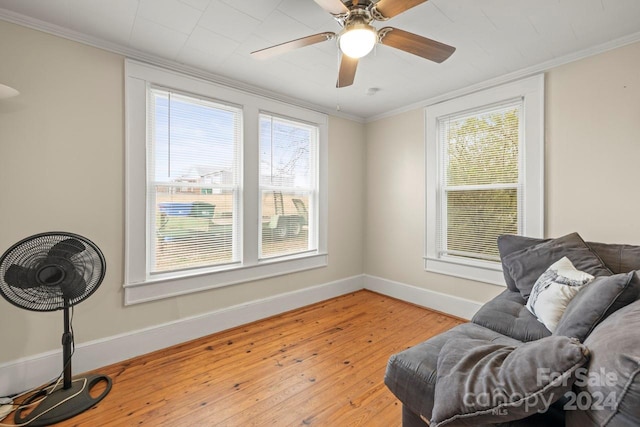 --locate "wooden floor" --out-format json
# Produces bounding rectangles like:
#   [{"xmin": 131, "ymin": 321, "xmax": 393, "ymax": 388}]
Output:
[{"xmin": 9, "ymin": 290, "xmax": 464, "ymax": 426}]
